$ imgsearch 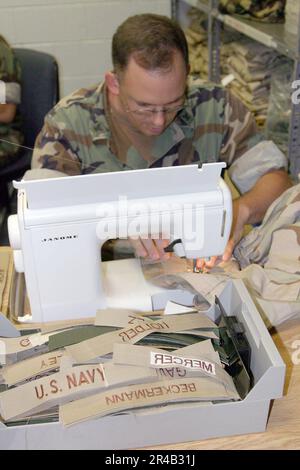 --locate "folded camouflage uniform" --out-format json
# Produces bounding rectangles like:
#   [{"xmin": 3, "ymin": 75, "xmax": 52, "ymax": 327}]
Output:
[{"xmin": 219, "ymin": 0, "xmax": 286, "ymax": 23}]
